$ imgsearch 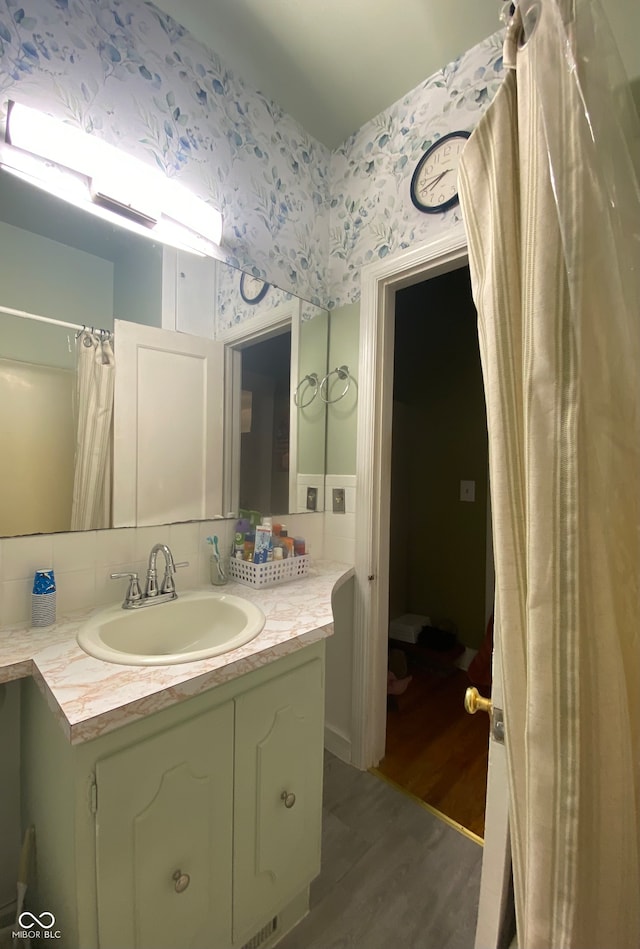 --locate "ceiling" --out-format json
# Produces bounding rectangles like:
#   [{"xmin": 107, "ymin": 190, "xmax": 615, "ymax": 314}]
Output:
[
  {"xmin": 154, "ymin": 0, "xmax": 502, "ymax": 148},
  {"xmin": 156, "ymin": 0, "xmax": 639, "ymax": 149}
]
